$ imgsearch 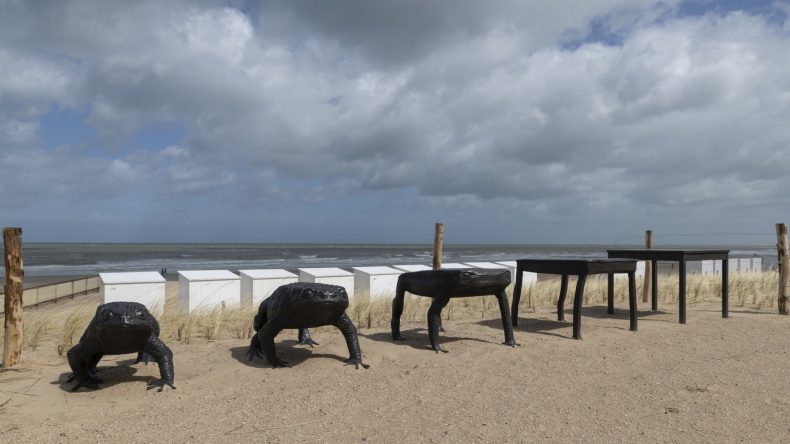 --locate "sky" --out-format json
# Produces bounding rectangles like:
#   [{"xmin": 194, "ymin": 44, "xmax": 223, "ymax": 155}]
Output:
[{"xmin": 1, "ymin": 0, "xmax": 789, "ymax": 245}]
